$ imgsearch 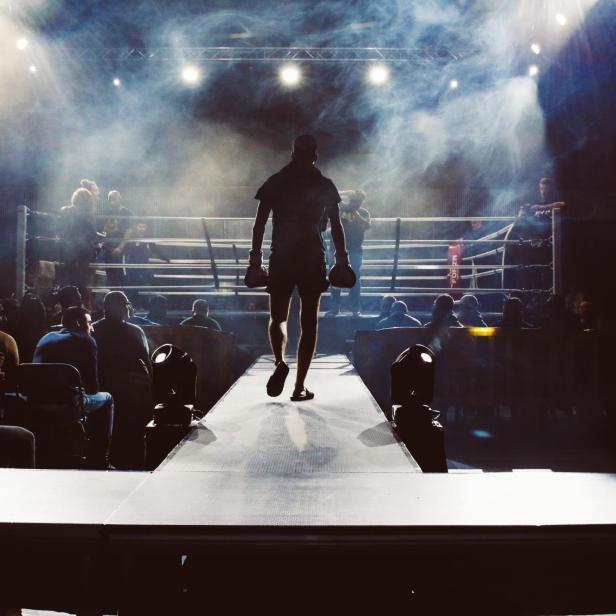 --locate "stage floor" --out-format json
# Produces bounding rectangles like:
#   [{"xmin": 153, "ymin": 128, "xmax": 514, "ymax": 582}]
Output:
[
  {"xmin": 158, "ymin": 354, "xmax": 418, "ymax": 474},
  {"xmin": 3, "ymin": 355, "xmax": 616, "ymax": 610}
]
